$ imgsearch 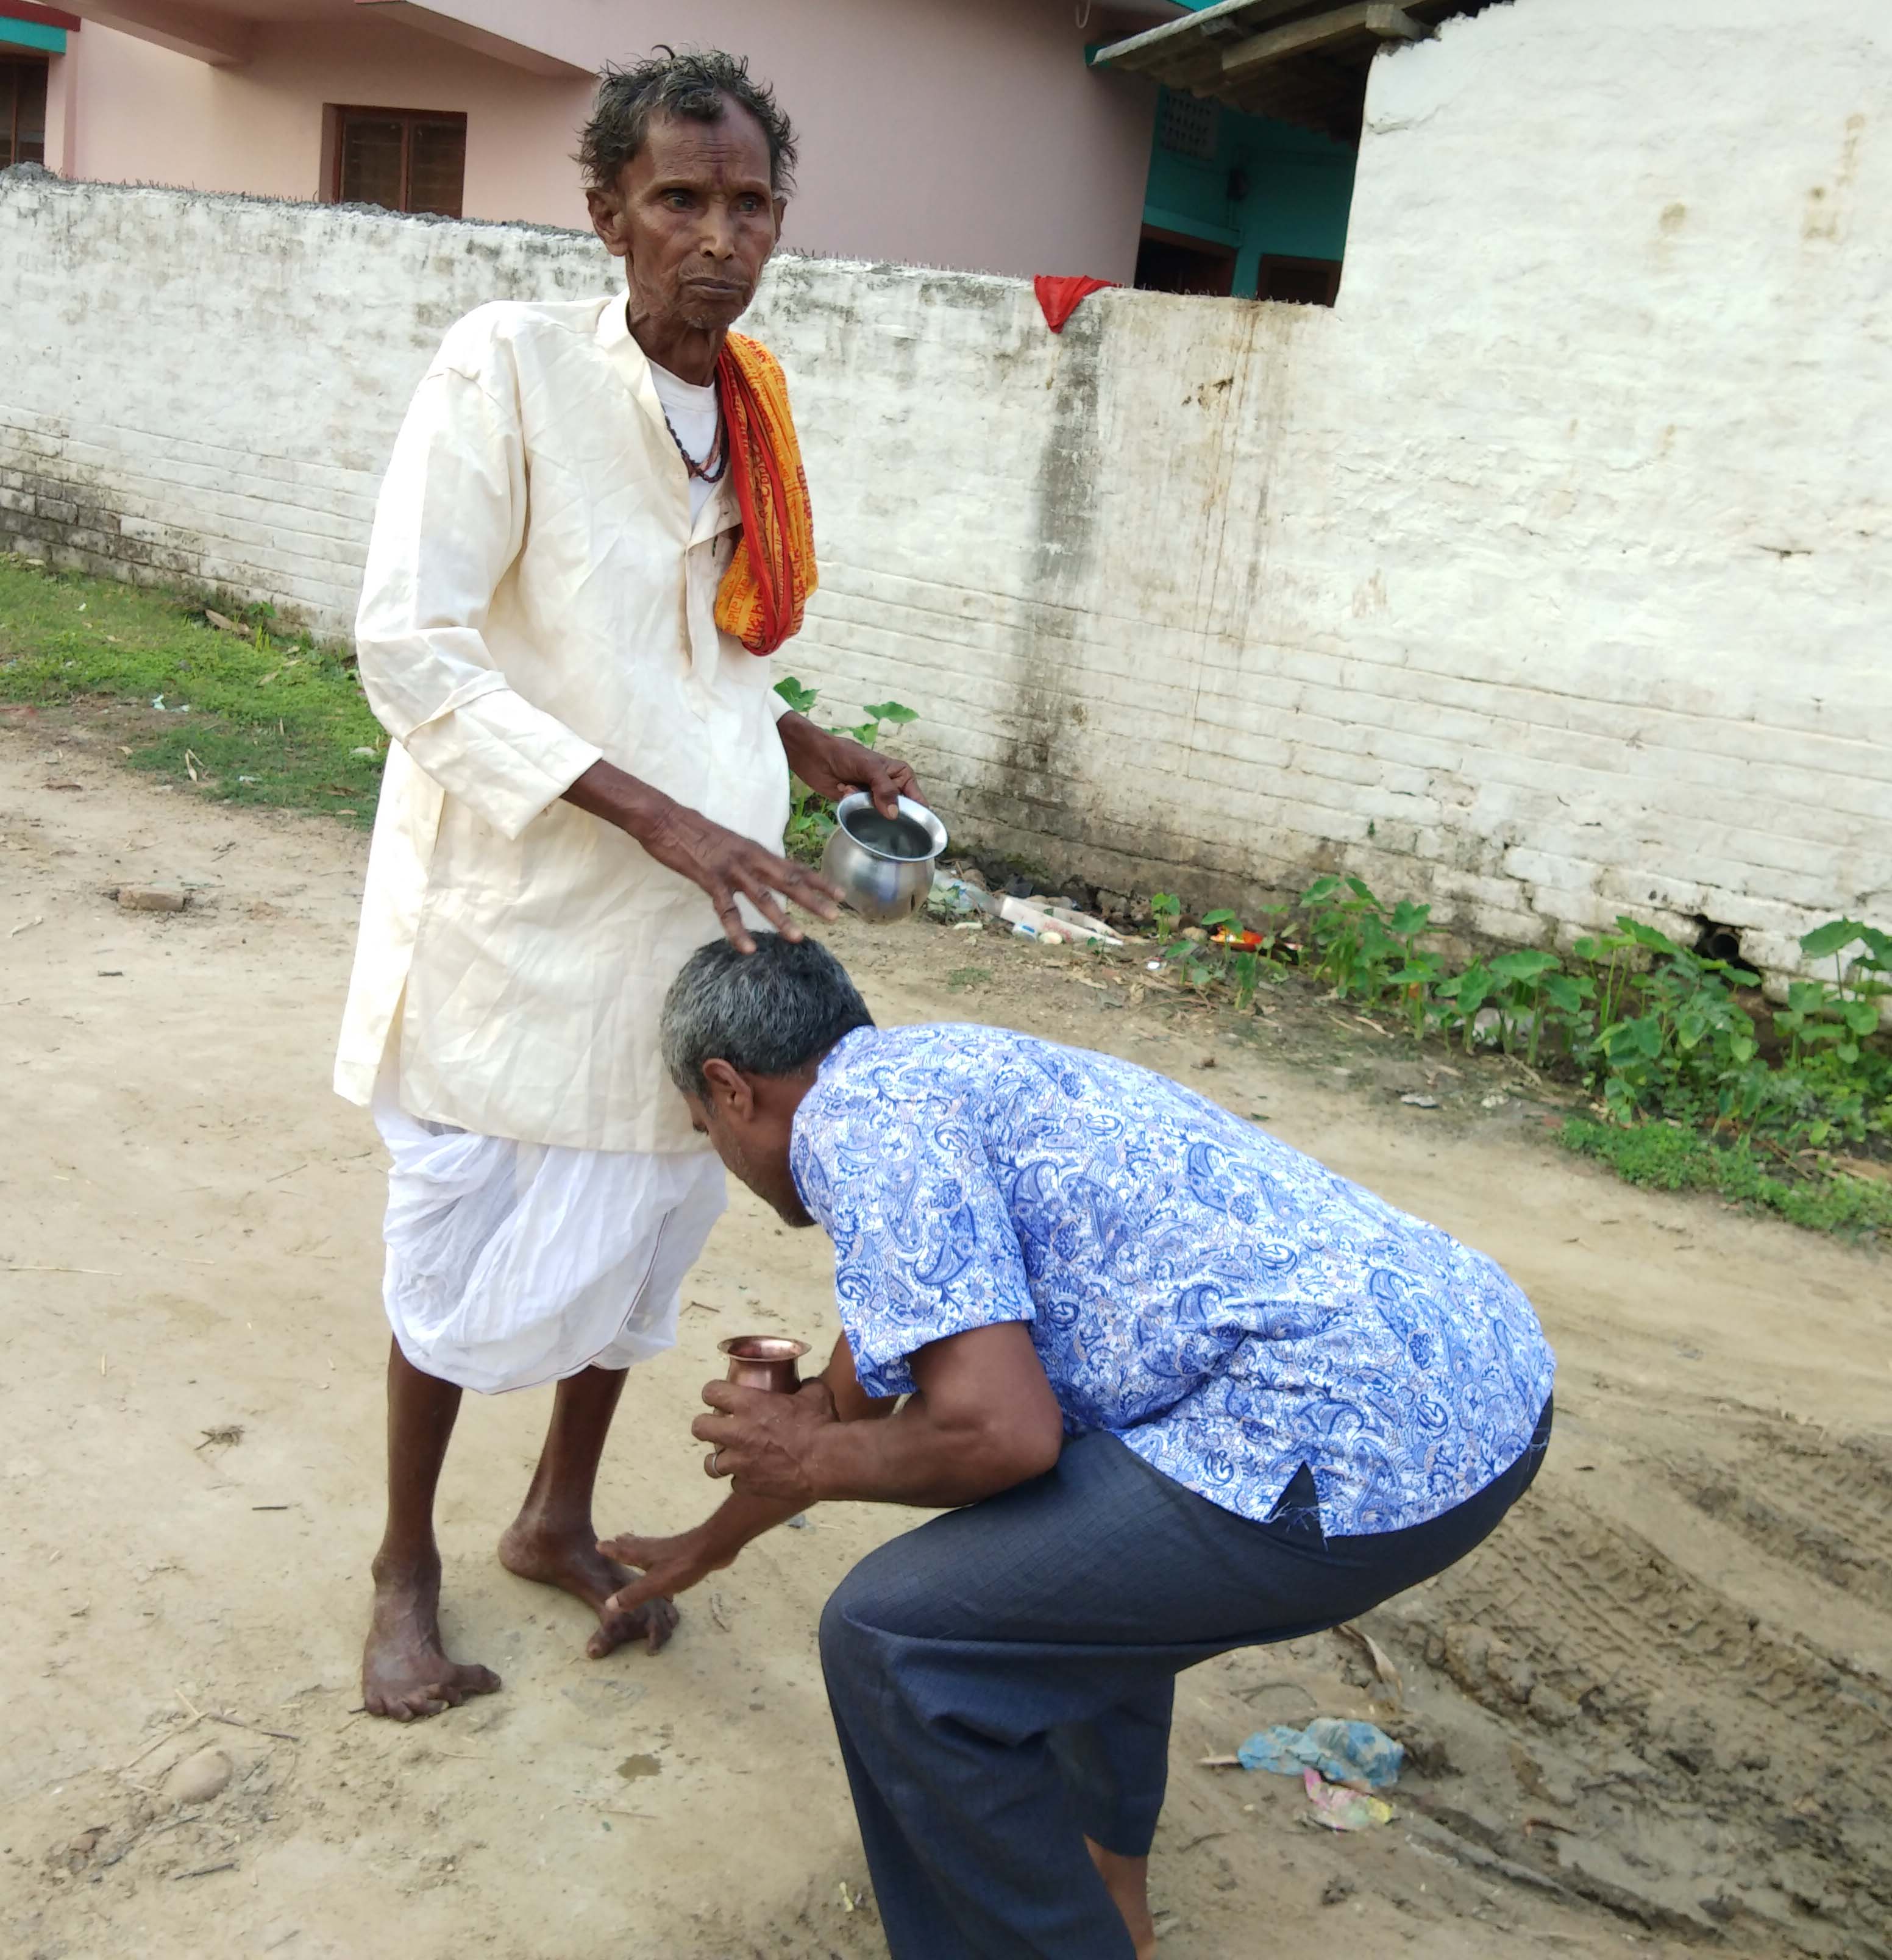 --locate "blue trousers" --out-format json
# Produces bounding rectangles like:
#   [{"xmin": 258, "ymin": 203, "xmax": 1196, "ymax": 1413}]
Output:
[{"xmin": 819, "ymin": 1403, "xmax": 1551, "ymax": 1960}]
